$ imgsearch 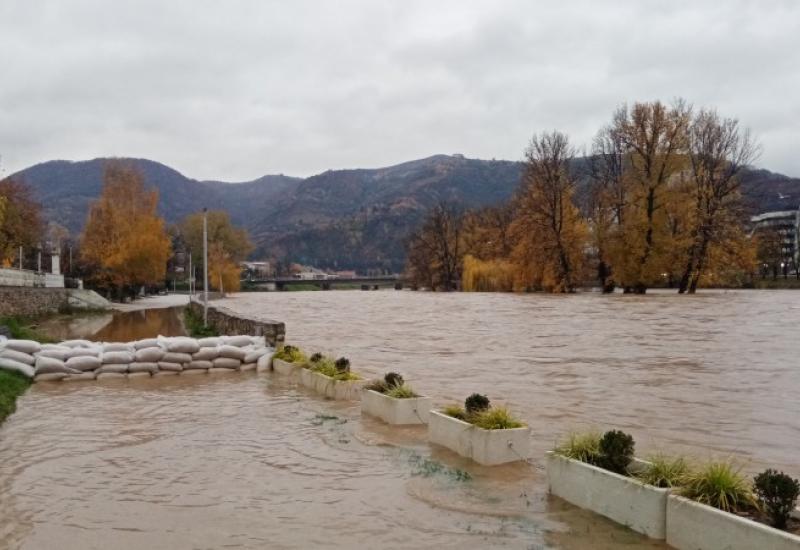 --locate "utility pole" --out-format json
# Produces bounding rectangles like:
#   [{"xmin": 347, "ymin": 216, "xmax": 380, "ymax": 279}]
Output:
[
  {"xmin": 69, "ymin": 246, "xmax": 73, "ymax": 275},
  {"xmin": 18, "ymin": 246, "xmax": 22, "ymax": 270},
  {"xmin": 188, "ymin": 252, "xmax": 193, "ymax": 295},
  {"xmin": 203, "ymin": 208, "xmax": 209, "ymax": 325}
]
